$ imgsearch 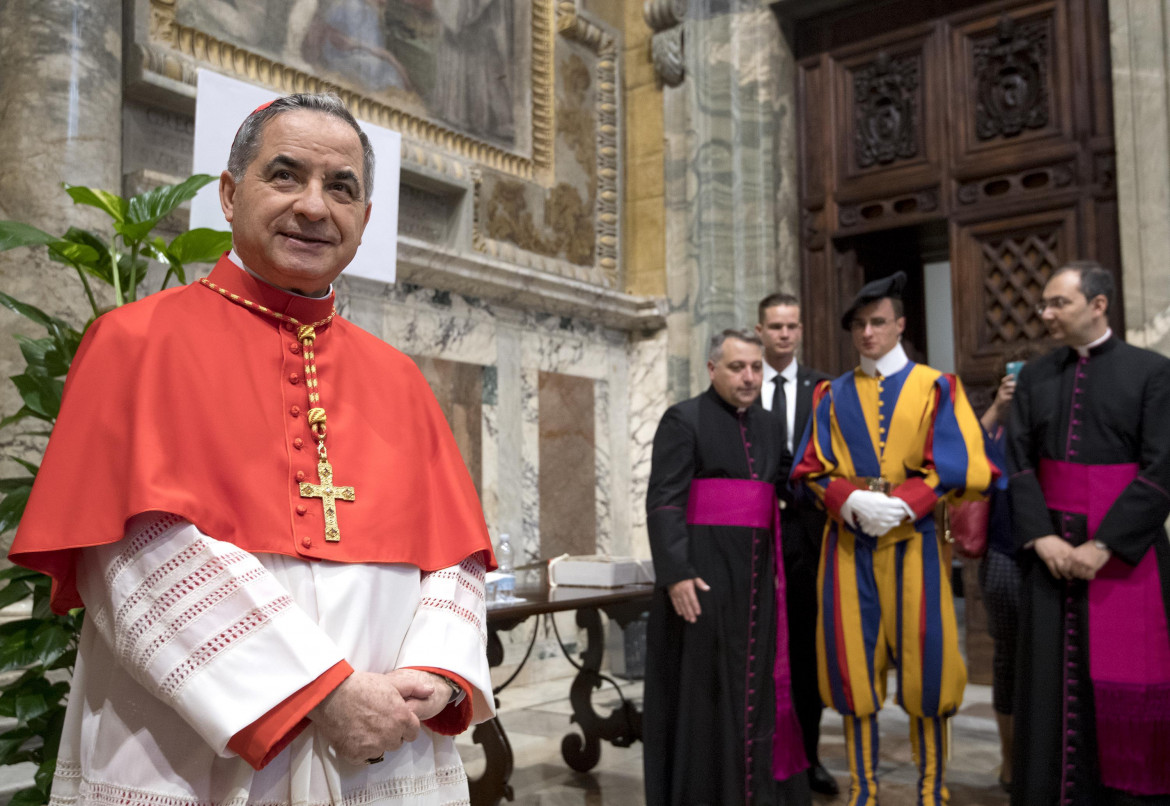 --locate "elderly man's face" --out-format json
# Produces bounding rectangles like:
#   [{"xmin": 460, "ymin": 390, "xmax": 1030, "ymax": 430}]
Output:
[
  {"xmin": 219, "ymin": 110, "xmax": 371, "ymax": 296},
  {"xmin": 708, "ymin": 338, "xmax": 764, "ymax": 409}
]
